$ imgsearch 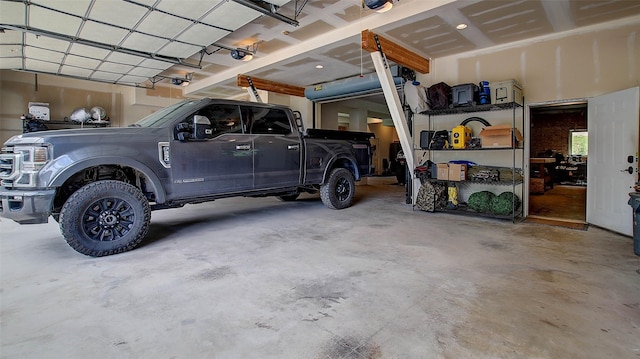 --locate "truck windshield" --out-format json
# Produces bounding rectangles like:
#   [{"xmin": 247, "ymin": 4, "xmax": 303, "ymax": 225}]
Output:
[{"xmin": 131, "ymin": 100, "xmax": 202, "ymax": 128}]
